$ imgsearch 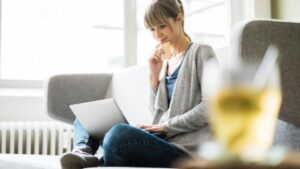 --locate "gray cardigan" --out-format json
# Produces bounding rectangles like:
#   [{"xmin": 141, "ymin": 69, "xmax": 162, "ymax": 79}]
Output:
[{"xmin": 149, "ymin": 43, "xmax": 216, "ymax": 155}]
